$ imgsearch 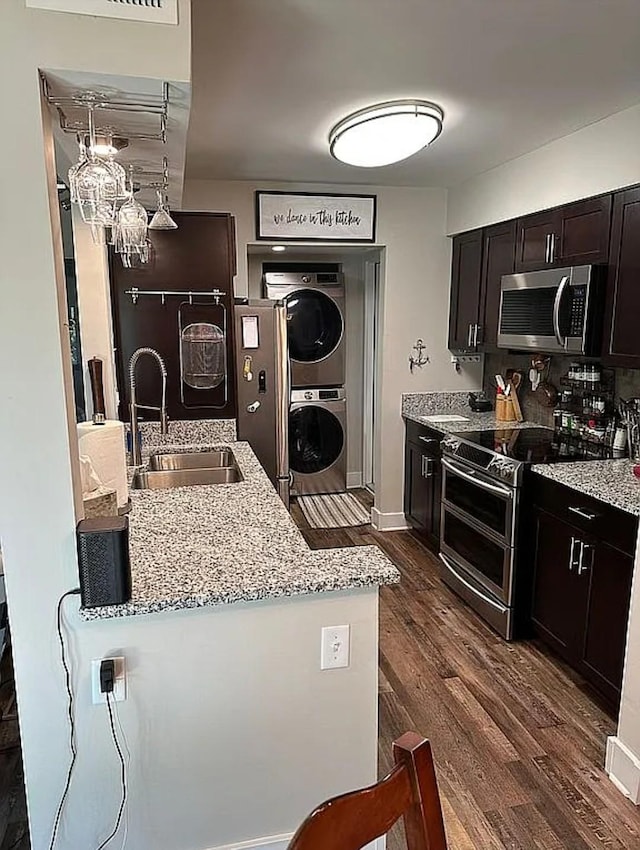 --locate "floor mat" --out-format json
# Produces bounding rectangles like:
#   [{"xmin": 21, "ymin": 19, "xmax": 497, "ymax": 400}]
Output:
[{"xmin": 297, "ymin": 492, "xmax": 371, "ymax": 529}]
